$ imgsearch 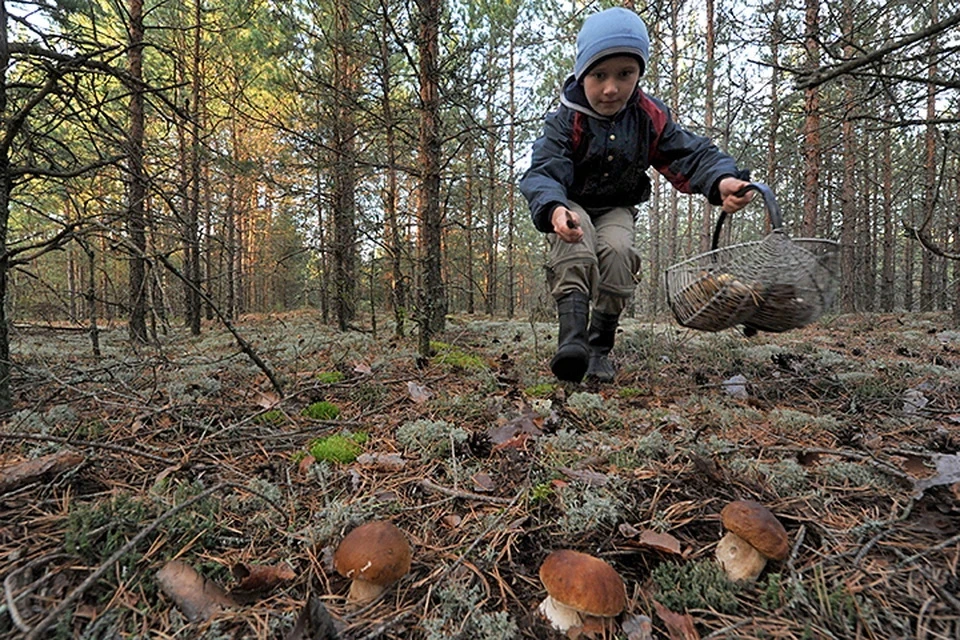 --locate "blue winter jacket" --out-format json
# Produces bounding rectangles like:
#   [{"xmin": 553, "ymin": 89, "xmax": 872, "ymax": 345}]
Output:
[{"xmin": 520, "ymin": 75, "xmax": 748, "ymax": 233}]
